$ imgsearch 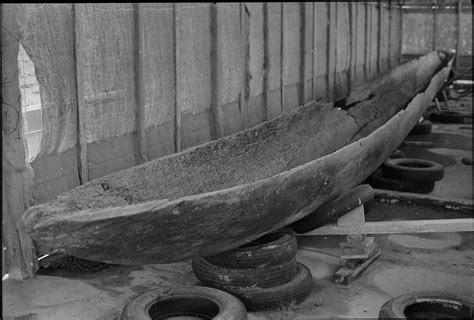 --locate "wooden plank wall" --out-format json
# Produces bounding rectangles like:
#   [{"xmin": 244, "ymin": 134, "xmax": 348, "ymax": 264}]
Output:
[
  {"xmin": 14, "ymin": 1, "xmax": 405, "ymax": 205},
  {"xmin": 6, "ymin": 2, "xmax": 403, "ymax": 278},
  {"xmin": 401, "ymin": 0, "xmax": 472, "ymax": 80}
]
